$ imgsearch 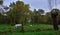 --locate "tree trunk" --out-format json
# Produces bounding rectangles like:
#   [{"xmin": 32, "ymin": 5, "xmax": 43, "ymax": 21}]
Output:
[
  {"xmin": 21, "ymin": 23, "xmax": 24, "ymax": 32},
  {"xmin": 51, "ymin": 14, "xmax": 59, "ymax": 30}
]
